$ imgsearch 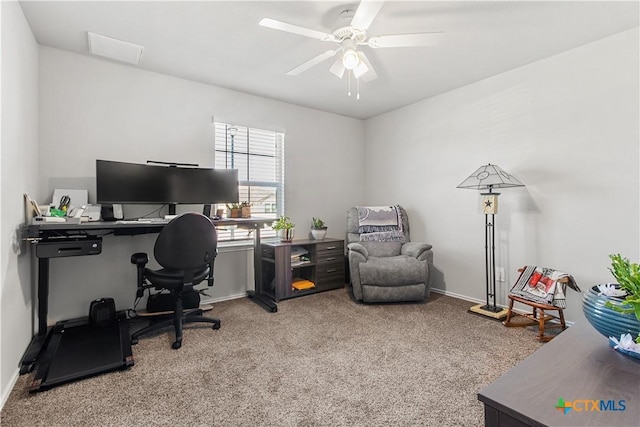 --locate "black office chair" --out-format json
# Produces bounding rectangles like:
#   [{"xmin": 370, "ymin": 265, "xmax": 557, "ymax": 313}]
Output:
[{"xmin": 130, "ymin": 212, "xmax": 220, "ymax": 349}]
